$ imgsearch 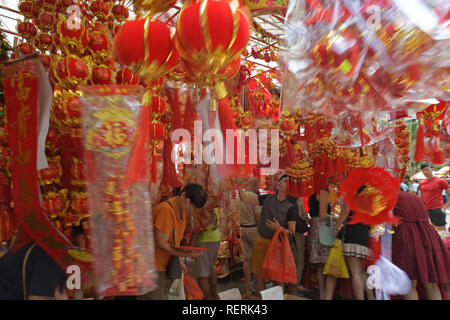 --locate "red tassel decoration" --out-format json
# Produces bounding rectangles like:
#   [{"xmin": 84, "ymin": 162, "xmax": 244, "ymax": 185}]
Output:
[
  {"xmin": 414, "ymin": 118, "xmax": 425, "ymax": 162},
  {"xmin": 431, "ymin": 136, "xmax": 444, "ymax": 164},
  {"xmin": 125, "ymin": 106, "xmax": 150, "ymax": 184},
  {"xmin": 166, "ymin": 88, "xmax": 182, "ymax": 132},
  {"xmin": 151, "ymin": 154, "xmax": 158, "ymax": 183}
]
